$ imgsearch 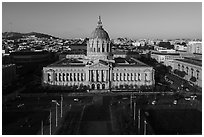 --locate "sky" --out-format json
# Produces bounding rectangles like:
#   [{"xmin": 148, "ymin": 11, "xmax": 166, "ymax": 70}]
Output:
[{"xmin": 2, "ymin": 2, "xmax": 202, "ymax": 39}]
